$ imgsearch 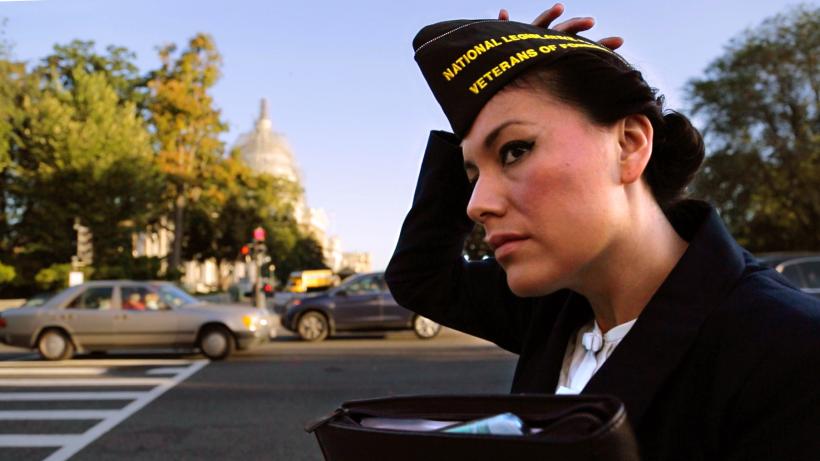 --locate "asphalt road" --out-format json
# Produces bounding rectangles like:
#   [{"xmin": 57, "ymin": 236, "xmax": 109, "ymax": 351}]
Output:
[{"xmin": 0, "ymin": 329, "xmax": 517, "ymax": 461}]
